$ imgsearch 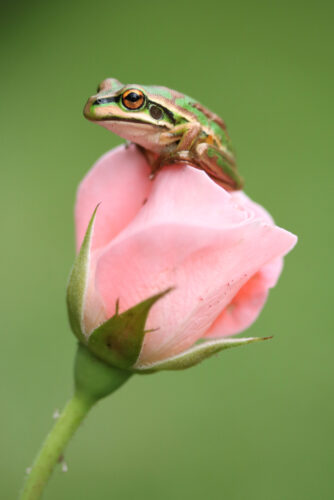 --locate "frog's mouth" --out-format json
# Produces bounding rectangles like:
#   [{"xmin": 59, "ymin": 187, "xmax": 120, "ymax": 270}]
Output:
[
  {"xmin": 99, "ymin": 116, "xmax": 167, "ymax": 126},
  {"xmin": 86, "ymin": 115, "xmax": 169, "ymax": 131}
]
